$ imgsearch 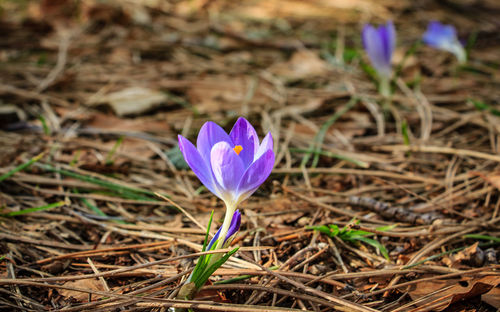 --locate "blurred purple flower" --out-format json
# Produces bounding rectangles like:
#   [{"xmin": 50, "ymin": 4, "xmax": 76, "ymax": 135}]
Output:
[
  {"xmin": 362, "ymin": 21, "xmax": 396, "ymax": 79},
  {"xmin": 178, "ymin": 117, "xmax": 274, "ymax": 208},
  {"xmin": 207, "ymin": 210, "xmax": 241, "ymax": 250},
  {"xmin": 423, "ymin": 21, "xmax": 466, "ymax": 64}
]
